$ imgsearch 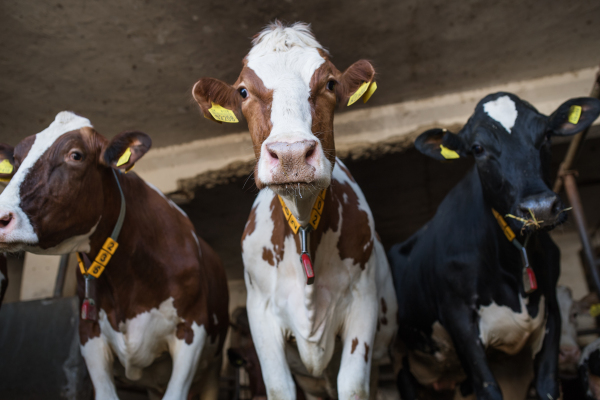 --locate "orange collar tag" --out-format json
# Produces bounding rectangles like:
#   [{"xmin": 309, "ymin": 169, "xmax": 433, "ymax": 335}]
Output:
[{"xmin": 278, "ymin": 189, "xmax": 326, "ymax": 234}]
